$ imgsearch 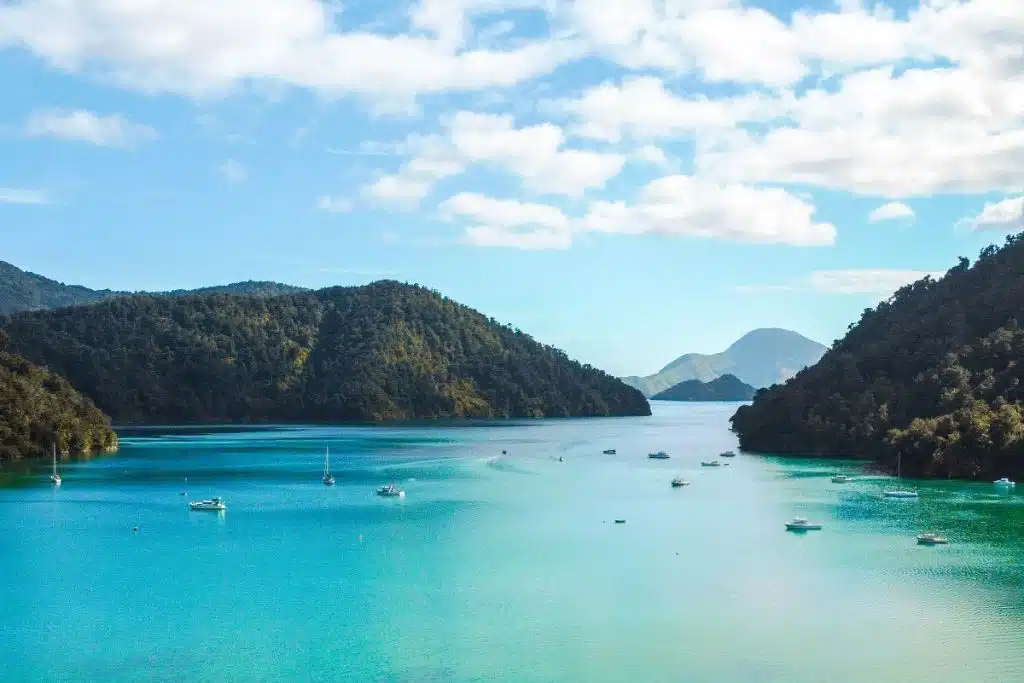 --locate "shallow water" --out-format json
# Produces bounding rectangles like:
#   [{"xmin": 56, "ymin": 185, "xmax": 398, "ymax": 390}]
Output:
[{"xmin": 3, "ymin": 402, "xmax": 1024, "ymax": 682}]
